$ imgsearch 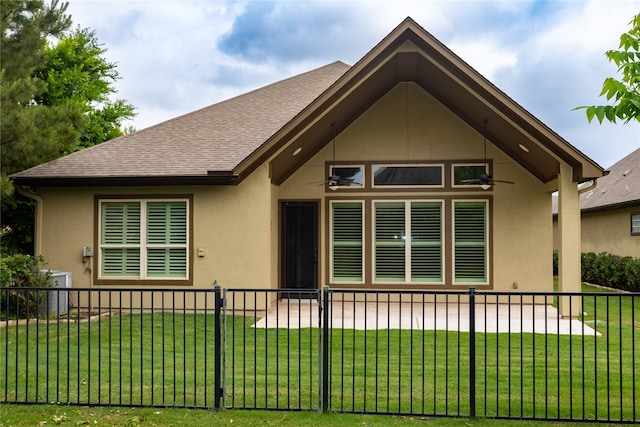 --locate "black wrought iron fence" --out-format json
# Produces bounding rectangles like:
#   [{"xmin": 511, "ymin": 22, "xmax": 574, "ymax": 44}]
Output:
[
  {"xmin": 1, "ymin": 286, "xmax": 638, "ymax": 423},
  {"xmin": 1, "ymin": 287, "xmax": 223, "ymax": 408},
  {"xmin": 223, "ymin": 288, "xmax": 321, "ymax": 410}
]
